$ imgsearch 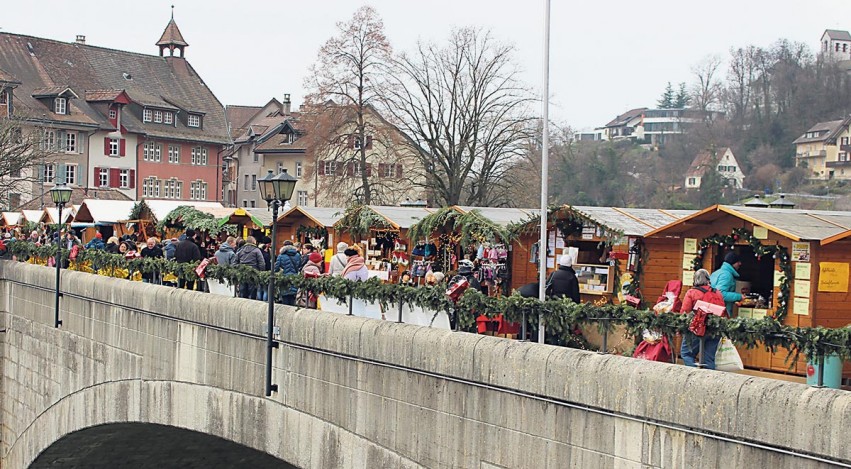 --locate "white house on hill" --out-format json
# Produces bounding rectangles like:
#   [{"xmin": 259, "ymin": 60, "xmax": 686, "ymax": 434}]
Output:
[{"xmin": 685, "ymin": 147, "xmax": 745, "ymax": 189}]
